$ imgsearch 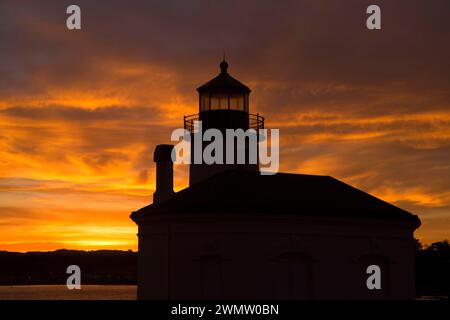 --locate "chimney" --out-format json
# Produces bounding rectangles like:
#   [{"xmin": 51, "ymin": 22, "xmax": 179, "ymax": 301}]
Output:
[{"xmin": 153, "ymin": 144, "xmax": 175, "ymax": 204}]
